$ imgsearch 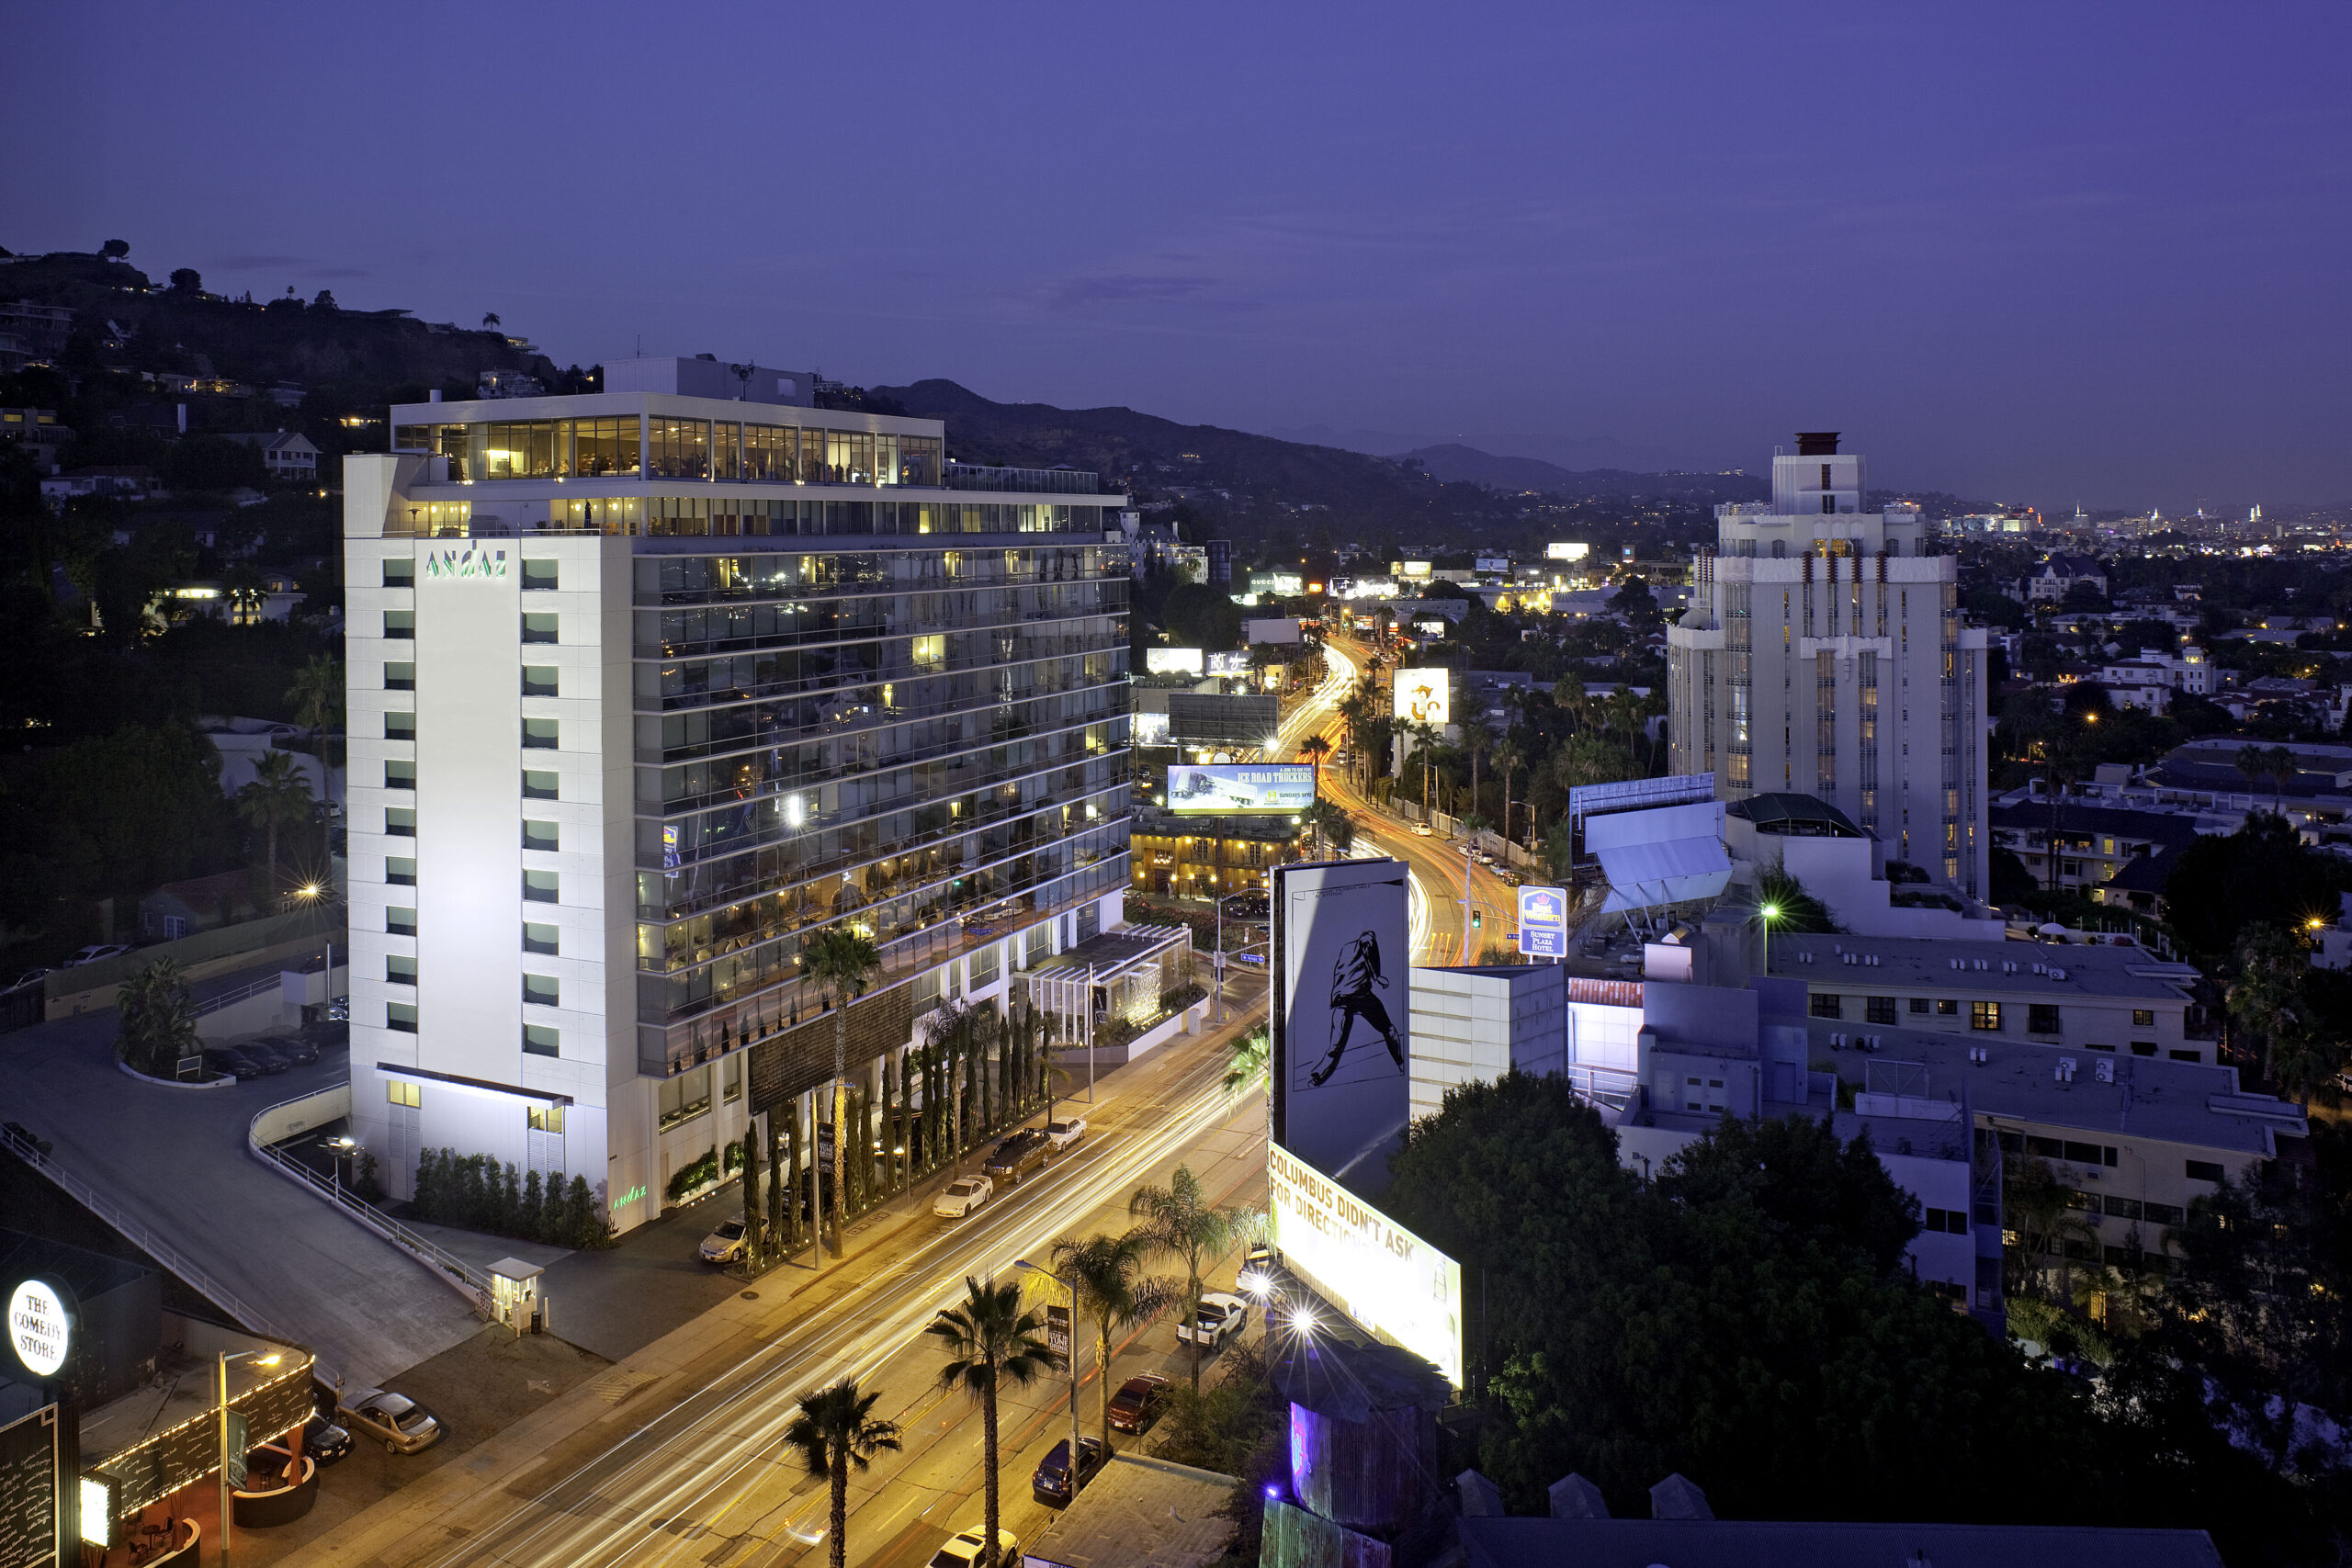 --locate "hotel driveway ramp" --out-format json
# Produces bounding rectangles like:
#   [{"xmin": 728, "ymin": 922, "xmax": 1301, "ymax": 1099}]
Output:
[{"xmin": 0, "ymin": 995, "xmax": 480, "ymax": 1389}]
